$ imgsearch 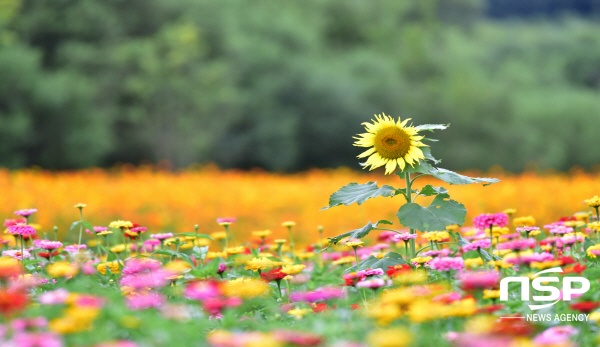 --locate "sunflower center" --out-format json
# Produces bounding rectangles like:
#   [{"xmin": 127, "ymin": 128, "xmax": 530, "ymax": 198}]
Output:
[{"xmin": 374, "ymin": 126, "xmax": 411, "ymax": 159}]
